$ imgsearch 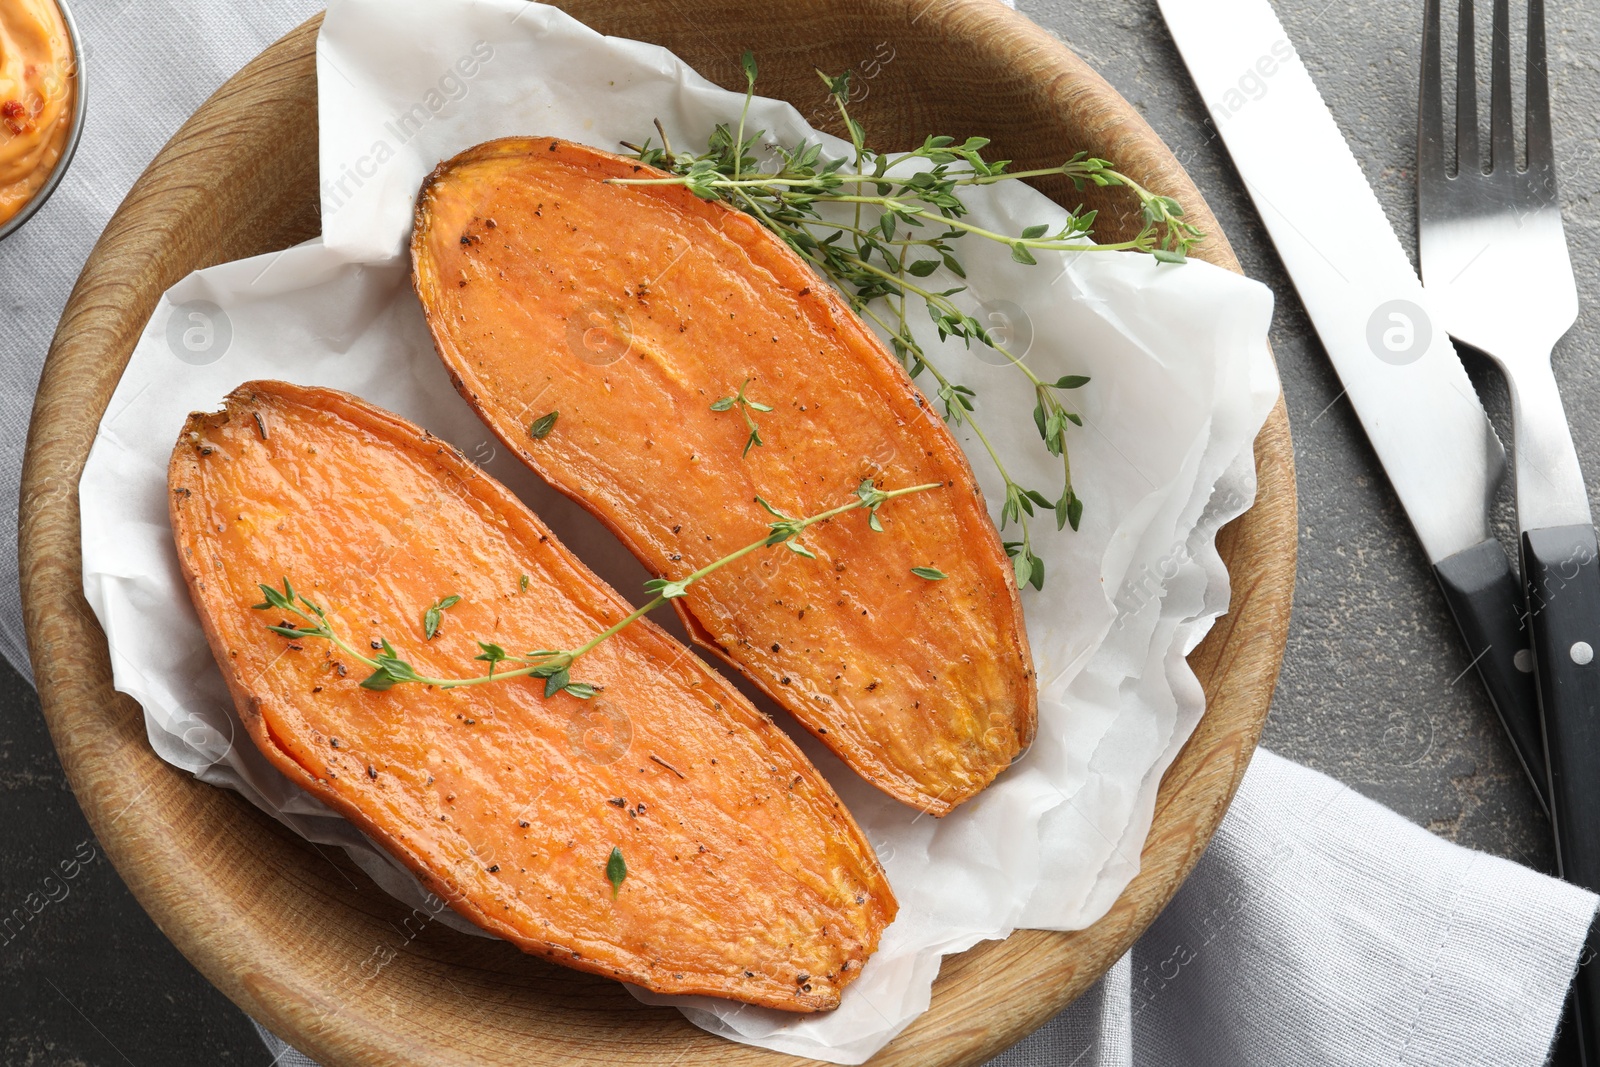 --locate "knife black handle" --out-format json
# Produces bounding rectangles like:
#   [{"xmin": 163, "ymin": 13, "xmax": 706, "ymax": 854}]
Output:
[
  {"xmin": 1523, "ymin": 524, "xmax": 1600, "ymax": 1057},
  {"xmin": 1434, "ymin": 539, "xmax": 1547, "ymax": 812},
  {"xmin": 1553, "ymin": 987, "xmax": 1586, "ymax": 1066}
]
